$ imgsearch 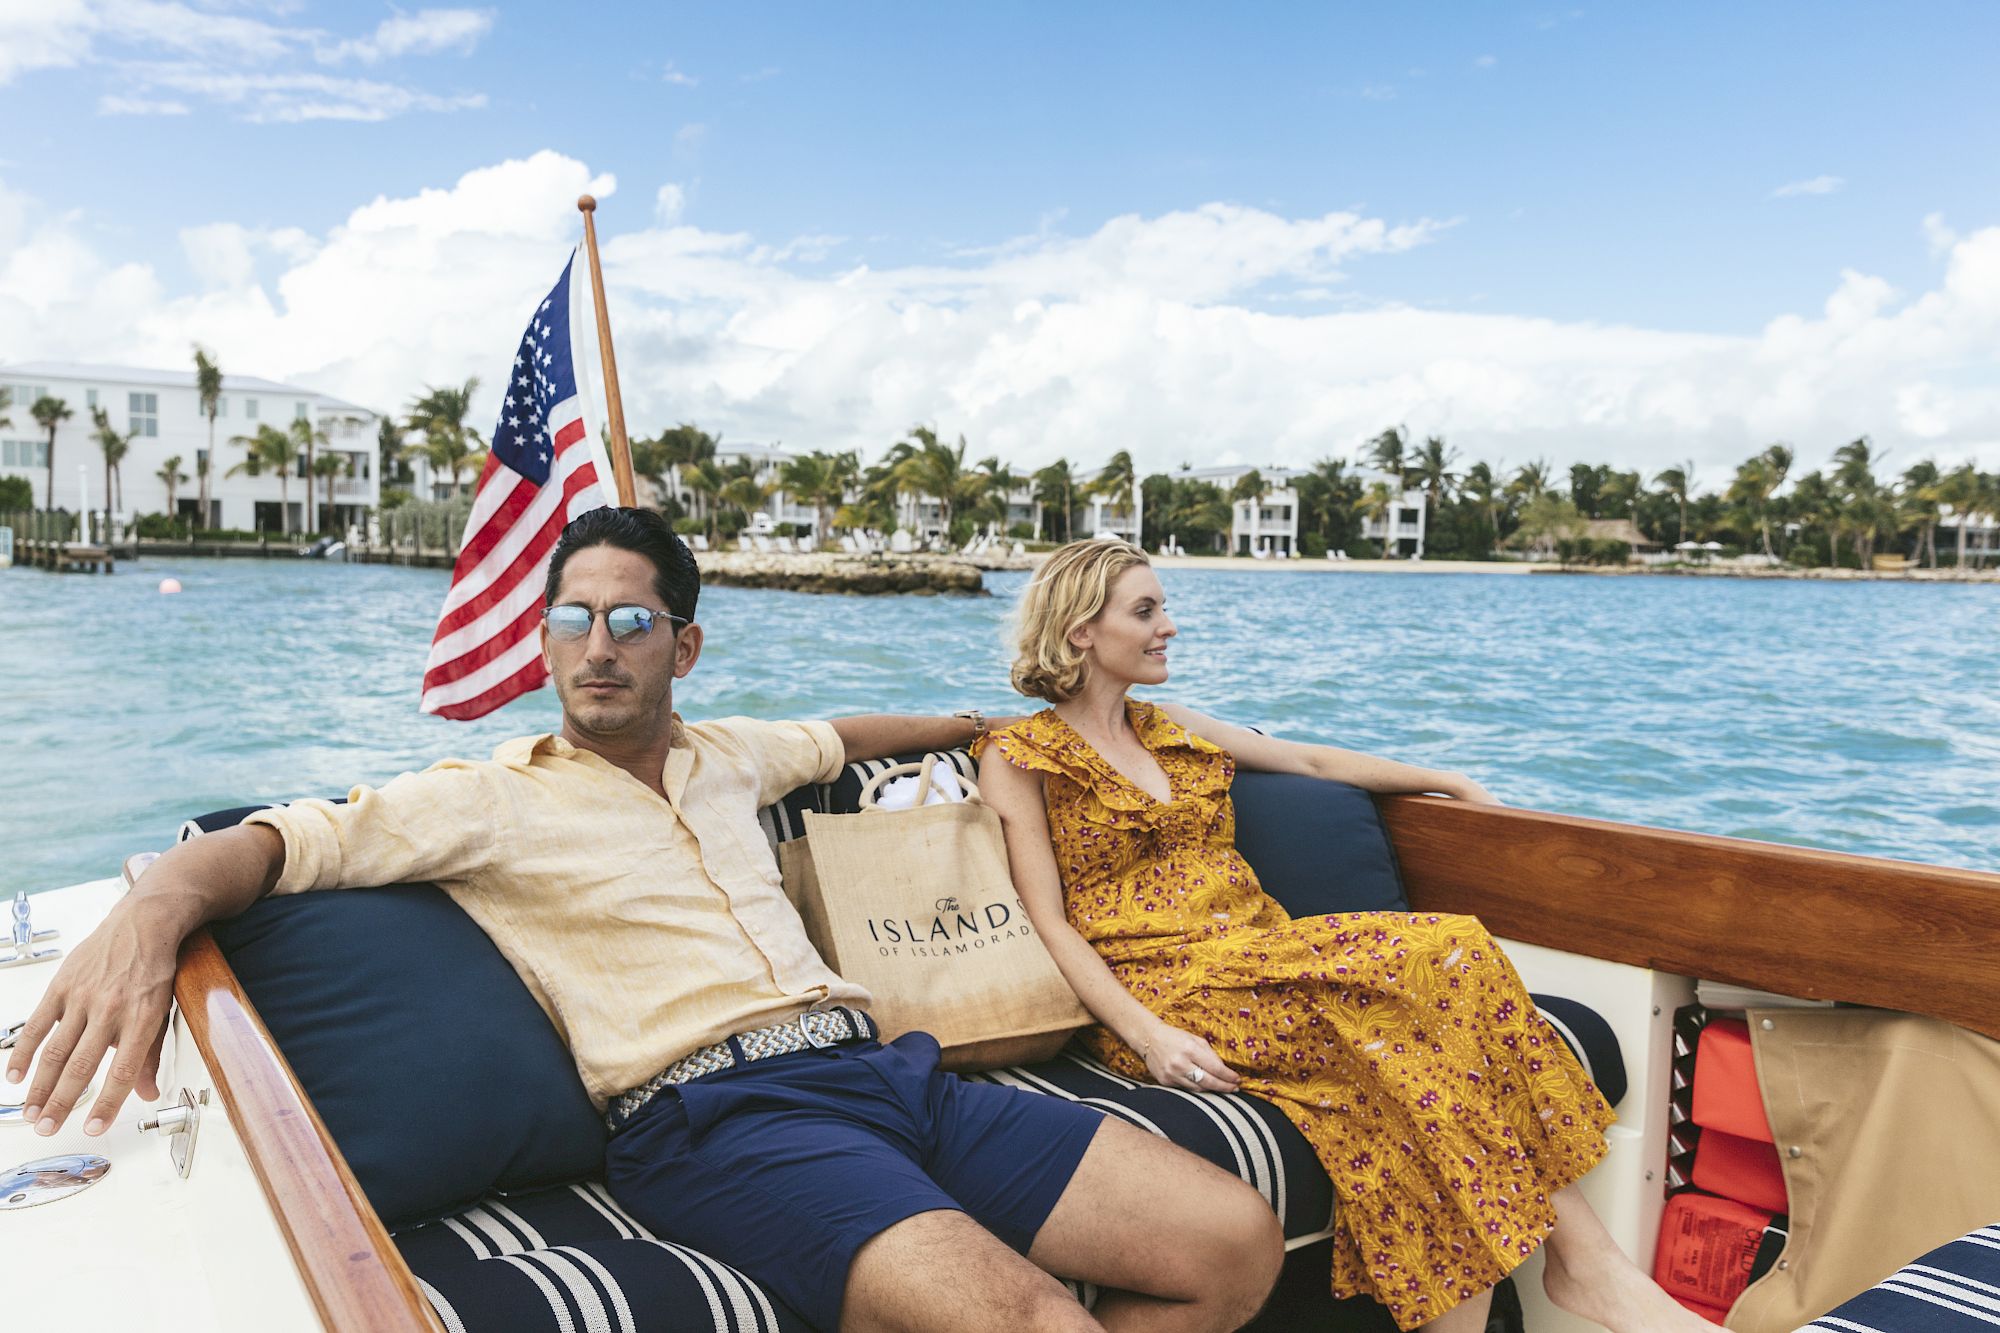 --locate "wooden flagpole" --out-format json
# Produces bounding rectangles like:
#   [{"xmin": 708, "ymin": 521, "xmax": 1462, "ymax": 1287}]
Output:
[{"xmin": 577, "ymin": 194, "xmax": 639, "ymax": 507}]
